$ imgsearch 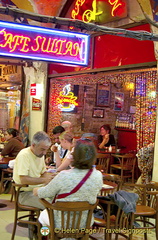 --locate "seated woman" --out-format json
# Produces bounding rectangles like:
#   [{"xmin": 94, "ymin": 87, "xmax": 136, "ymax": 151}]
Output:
[
  {"xmin": 0, "ymin": 128, "xmax": 24, "ymax": 170},
  {"xmin": 98, "ymin": 124, "xmax": 116, "ymax": 149},
  {"xmin": 51, "ymin": 131, "xmax": 75, "ymax": 172},
  {"xmin": 33, "ymin": 138, "xmax": 103, "ymax": 226}
]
